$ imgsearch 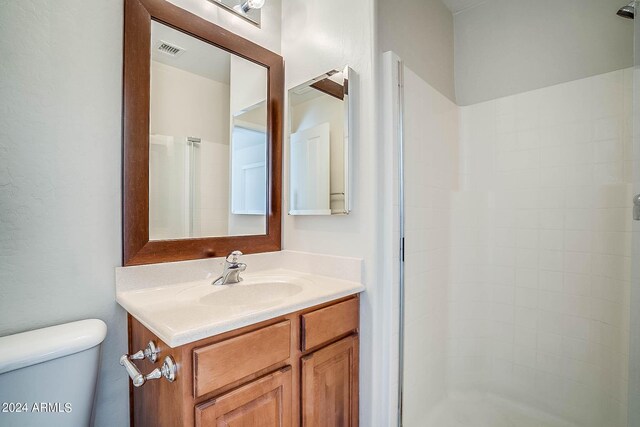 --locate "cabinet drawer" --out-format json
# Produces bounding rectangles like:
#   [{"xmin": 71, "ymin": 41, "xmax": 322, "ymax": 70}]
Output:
[
  {"xmin": 193, "ymin": 320, "xmax": 291, "ymax": 397},
  {"xmin": 301, "ymin": 298, "xmax": 359, "ymax": 351},
  {"xmin": 195, "ymin": 367, "xmax": 292, "ymax": 427}
]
